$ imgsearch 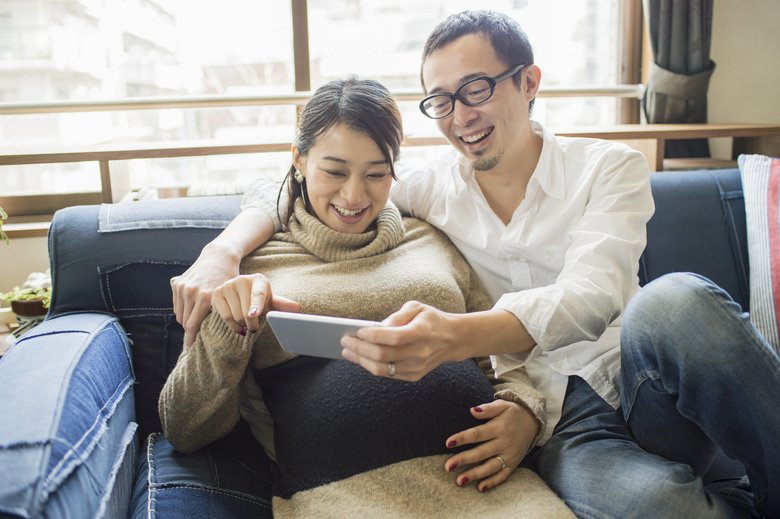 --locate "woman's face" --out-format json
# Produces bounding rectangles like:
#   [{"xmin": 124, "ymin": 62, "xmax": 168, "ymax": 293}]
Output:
[{"xmin": 294, "ymin": 122, "xmax": 393, "ymax": 234}]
